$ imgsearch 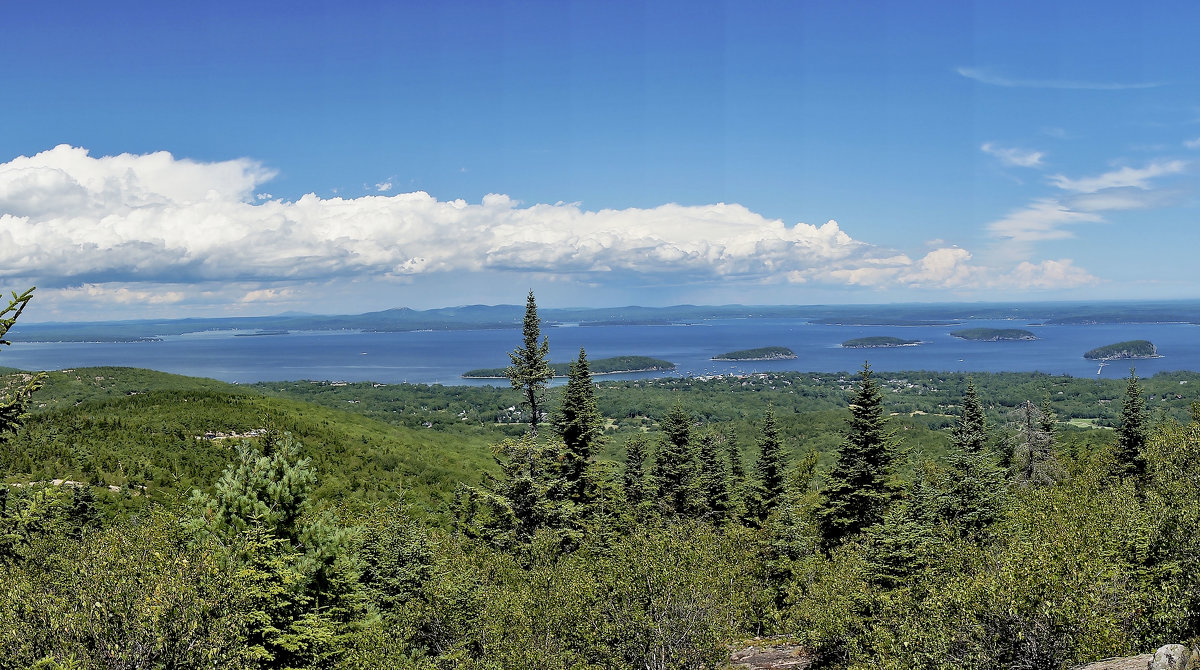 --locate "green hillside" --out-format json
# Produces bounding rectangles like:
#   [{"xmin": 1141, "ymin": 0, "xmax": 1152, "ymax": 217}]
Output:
[{"xmin": 3, "ymin": 368, "xmax": 498, "ymax": 517}]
